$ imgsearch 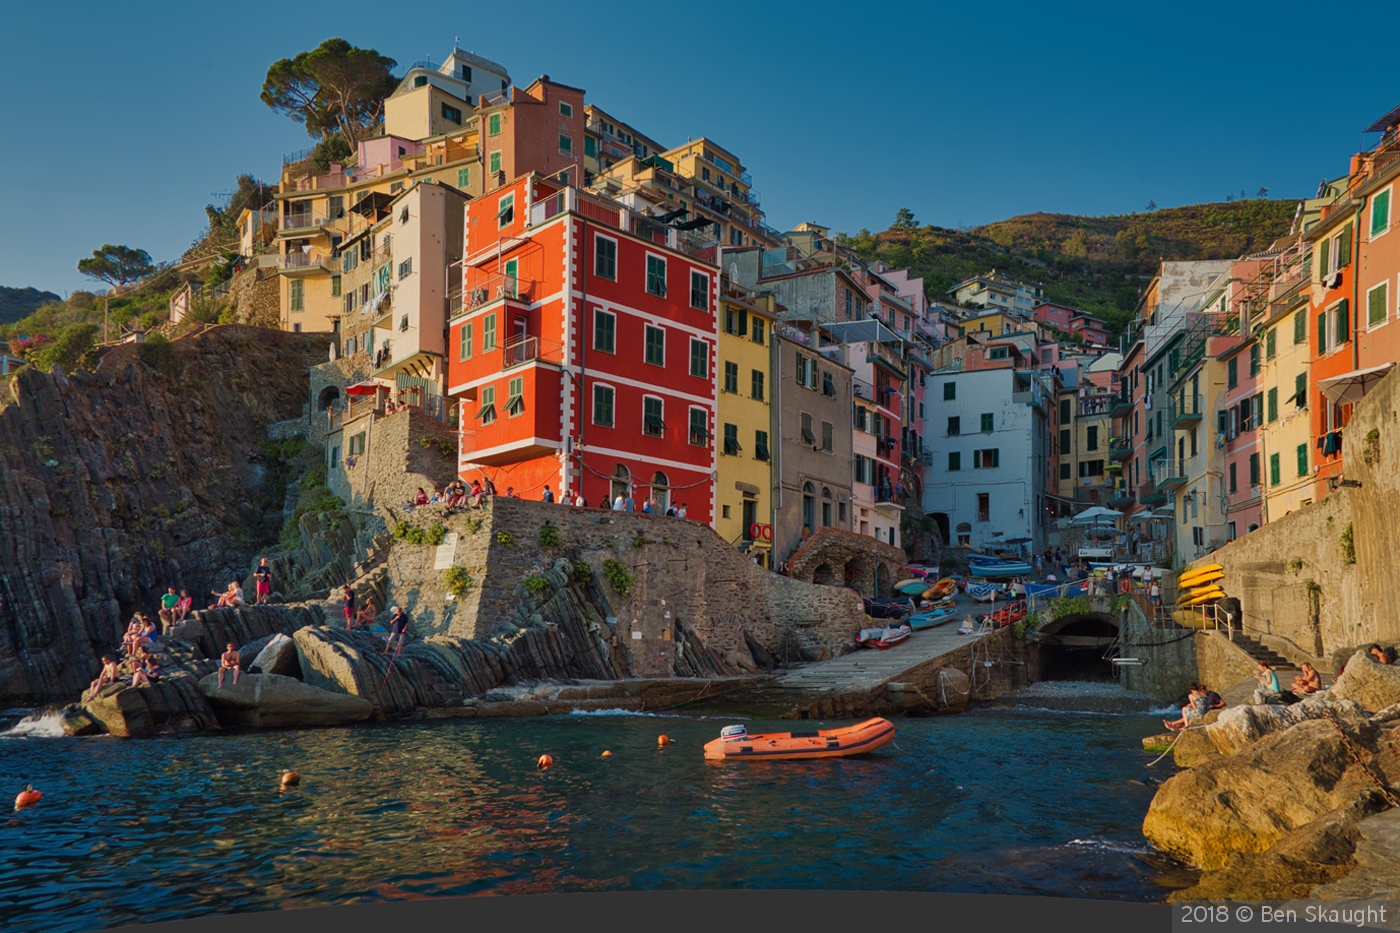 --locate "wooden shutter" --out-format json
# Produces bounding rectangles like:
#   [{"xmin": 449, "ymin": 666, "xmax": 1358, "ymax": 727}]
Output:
[
  {"xmin": 1339, "ymin": 224, "xmax": 1353, "ymax": 267},
  {"xmin": 1317, "ymin": 312, "xmax": 1328, "ymax": 354},
  {"xmin": 1337, "ymin": 299, "xmax": 1349, "ymax": 343},
  {"xmin": 1318, "ymin": 238, "xmax": 1330, "ymax": 278}
]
